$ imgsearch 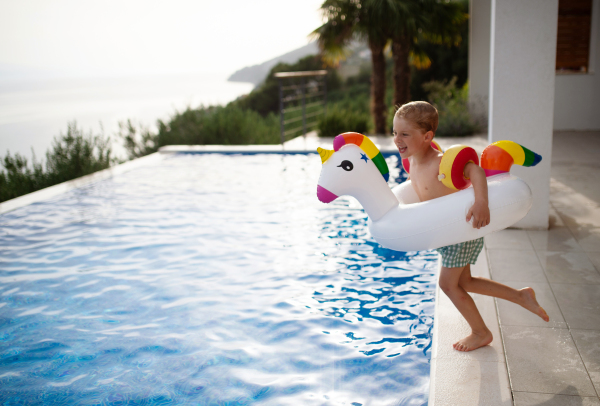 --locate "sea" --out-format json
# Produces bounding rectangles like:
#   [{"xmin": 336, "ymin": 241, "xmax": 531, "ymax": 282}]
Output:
[{"xmin": 0, "ymin": 72, "xmax": 254, "ymax": 162}]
